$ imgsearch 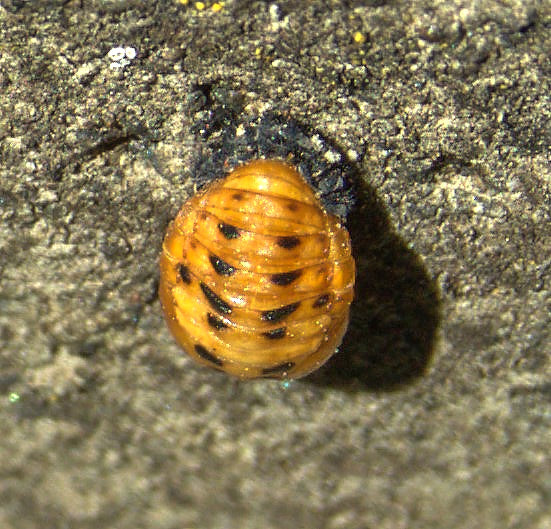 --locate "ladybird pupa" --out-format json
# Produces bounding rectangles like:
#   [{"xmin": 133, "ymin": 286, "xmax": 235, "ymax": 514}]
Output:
[{"xmin": 159, "ymin": 159, "xmax": 355, "ymax": 379}]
